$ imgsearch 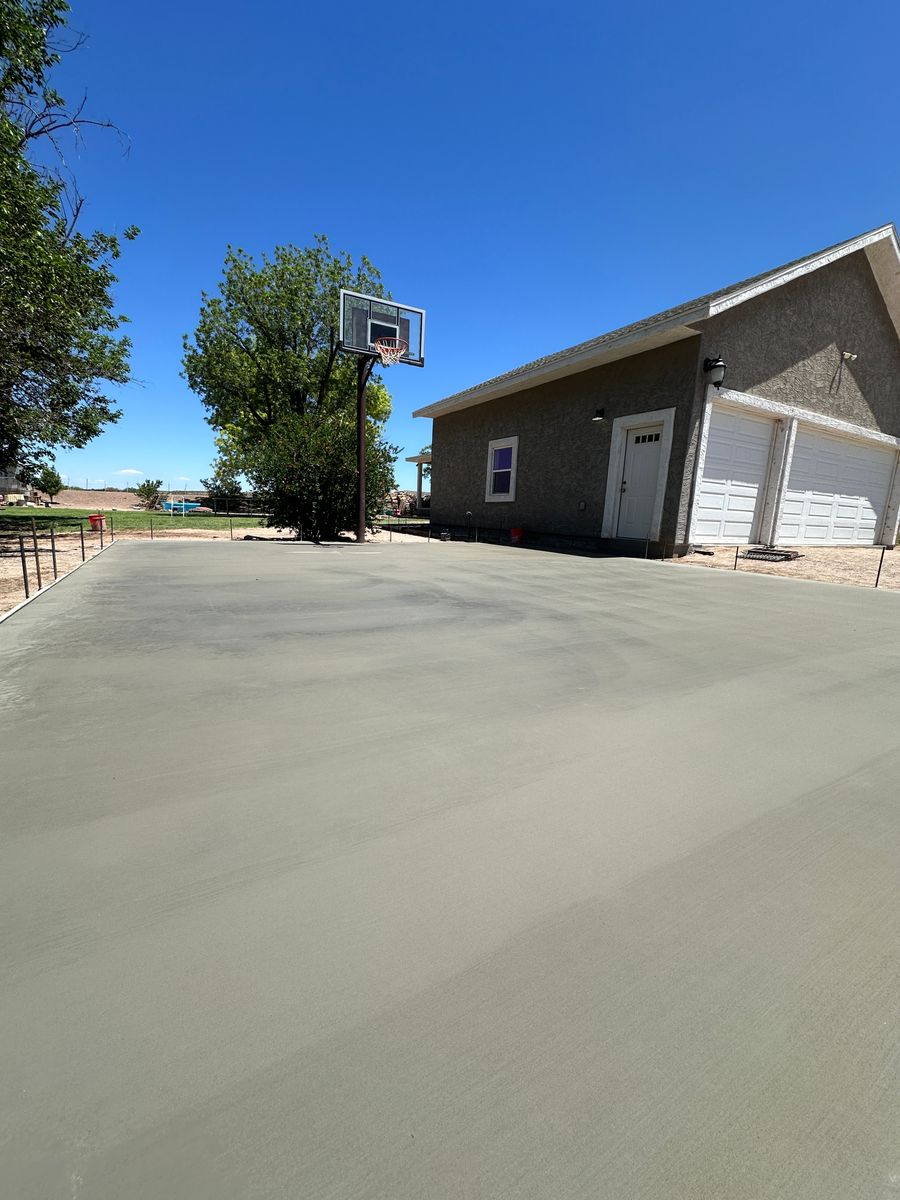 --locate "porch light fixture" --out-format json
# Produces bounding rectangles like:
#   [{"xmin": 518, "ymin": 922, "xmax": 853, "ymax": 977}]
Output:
[
  {"xmin": 591, "ymin": 408, "xmax": 605, "ymax": 422},
  {"xmin": 703, "ymin": 355, "xmax": 727, "ymax": 387},
  {"xmin": 841, "ymin": 350, "xmax": 858, "ymax": 362}
]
